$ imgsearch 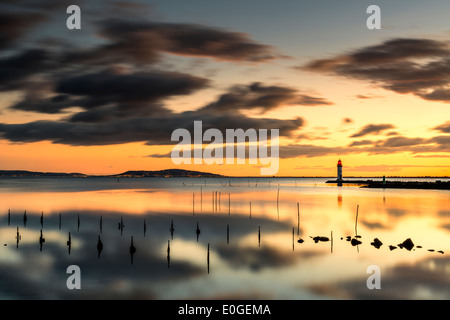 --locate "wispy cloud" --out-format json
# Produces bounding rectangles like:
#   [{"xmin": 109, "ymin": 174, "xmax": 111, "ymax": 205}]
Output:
[
  {"xmin": 300, "ymin": 38, "xmax": 450, "ymax": 103},
  {"xmin": 350, "ymin": 124, "xmax": 396, "ymax": 138}
]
